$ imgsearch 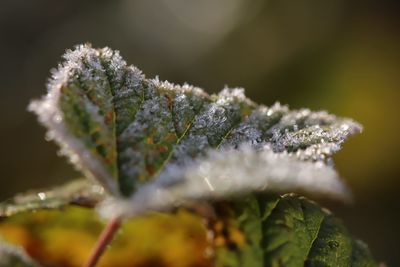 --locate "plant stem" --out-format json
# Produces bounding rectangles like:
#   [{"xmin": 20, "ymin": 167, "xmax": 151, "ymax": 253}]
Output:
[{"xmin": 84, "ymin": 216, "xmax": 122, "ymax": 267}]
